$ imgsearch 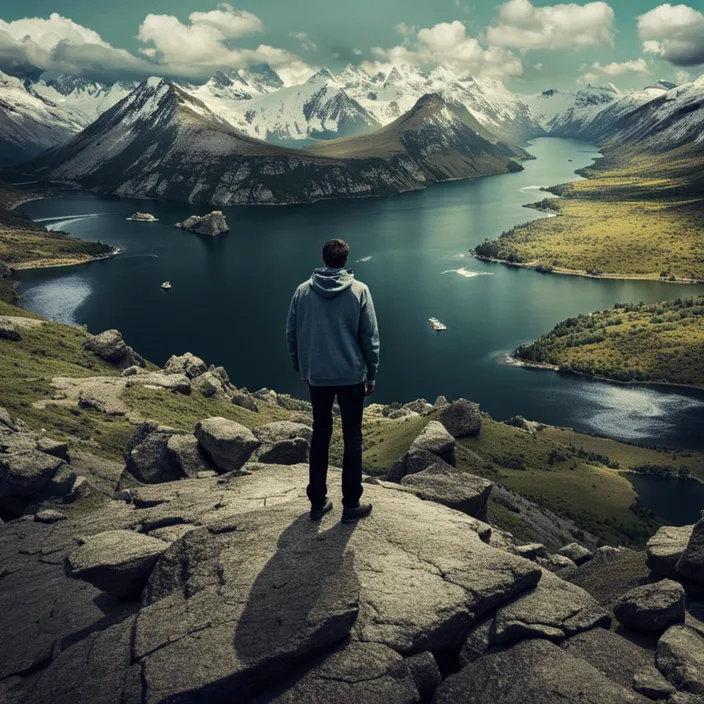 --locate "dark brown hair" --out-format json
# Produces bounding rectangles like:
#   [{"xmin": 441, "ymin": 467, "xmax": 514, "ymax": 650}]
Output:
[{"xmin": 322, "ymin": 239, "xmax": 350, "ymax": 268}]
